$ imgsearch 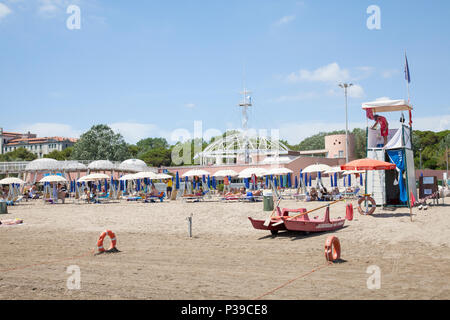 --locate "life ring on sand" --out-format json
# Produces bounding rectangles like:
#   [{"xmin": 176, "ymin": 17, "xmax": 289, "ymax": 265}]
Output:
[
  {"xmin": 97, "ymin": 230, "xmax": 117, "ymax": 253},
  {"xmin": 357, "ymin": 195, "xmax": 376, "ymax": 215},
  {"xmin": 324, "ymin": 236, "xmax": 341, "ymax": 262}
]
